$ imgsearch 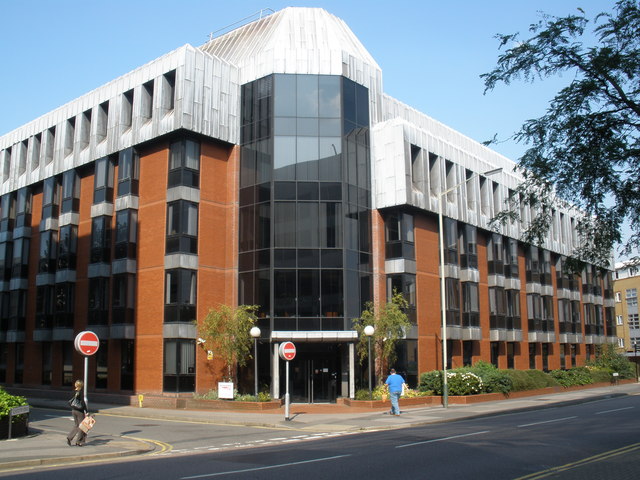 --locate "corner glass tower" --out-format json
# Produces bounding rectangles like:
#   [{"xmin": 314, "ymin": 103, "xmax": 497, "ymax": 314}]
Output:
[{"xmin": 239, "ymin": 74, "xmax": 372, "ymax": 332}]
